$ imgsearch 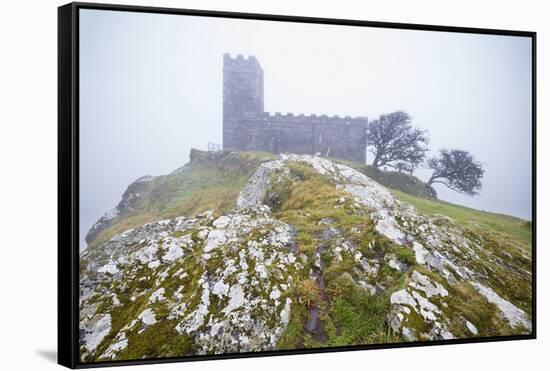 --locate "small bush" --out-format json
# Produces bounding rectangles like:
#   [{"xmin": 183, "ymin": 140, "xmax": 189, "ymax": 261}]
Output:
[
  {"xmin": 295, "ymin": 234, "xmax": 315, "ymax": 255},
  {"xmin": 396, "ymin": 247, "xmax": 416, "ymax": 265},
  {"xmin": 294, "ymin": 279, "xmax": 321, "ymax": 307}
]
